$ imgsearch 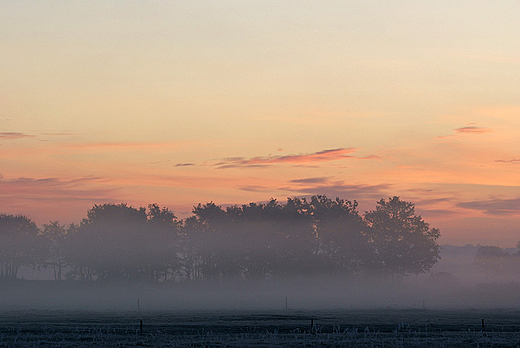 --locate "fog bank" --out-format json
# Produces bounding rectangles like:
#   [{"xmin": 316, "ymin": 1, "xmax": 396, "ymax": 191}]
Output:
[{"xmin": 2, "ymin": 273, "xmax": 520, "ymax": 312}]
